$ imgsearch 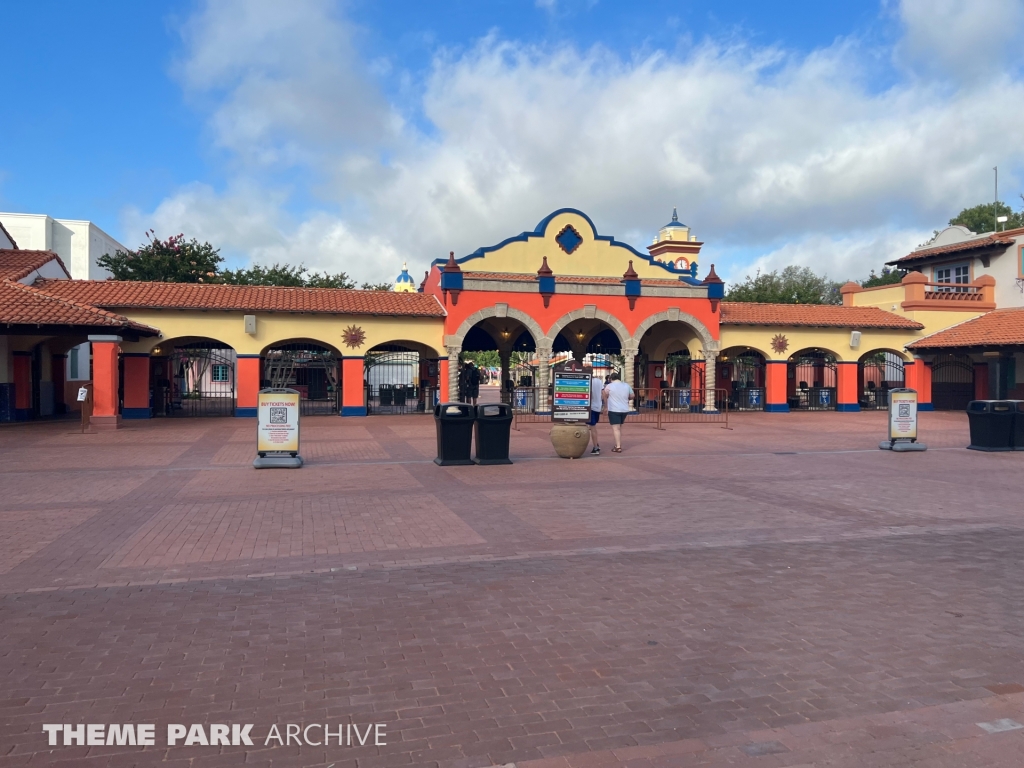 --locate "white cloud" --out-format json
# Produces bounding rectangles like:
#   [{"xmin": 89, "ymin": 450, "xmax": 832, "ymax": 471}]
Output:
[{"xmin": 130, "ymin": 0, "xmax": 1024, "ymax": 287}]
